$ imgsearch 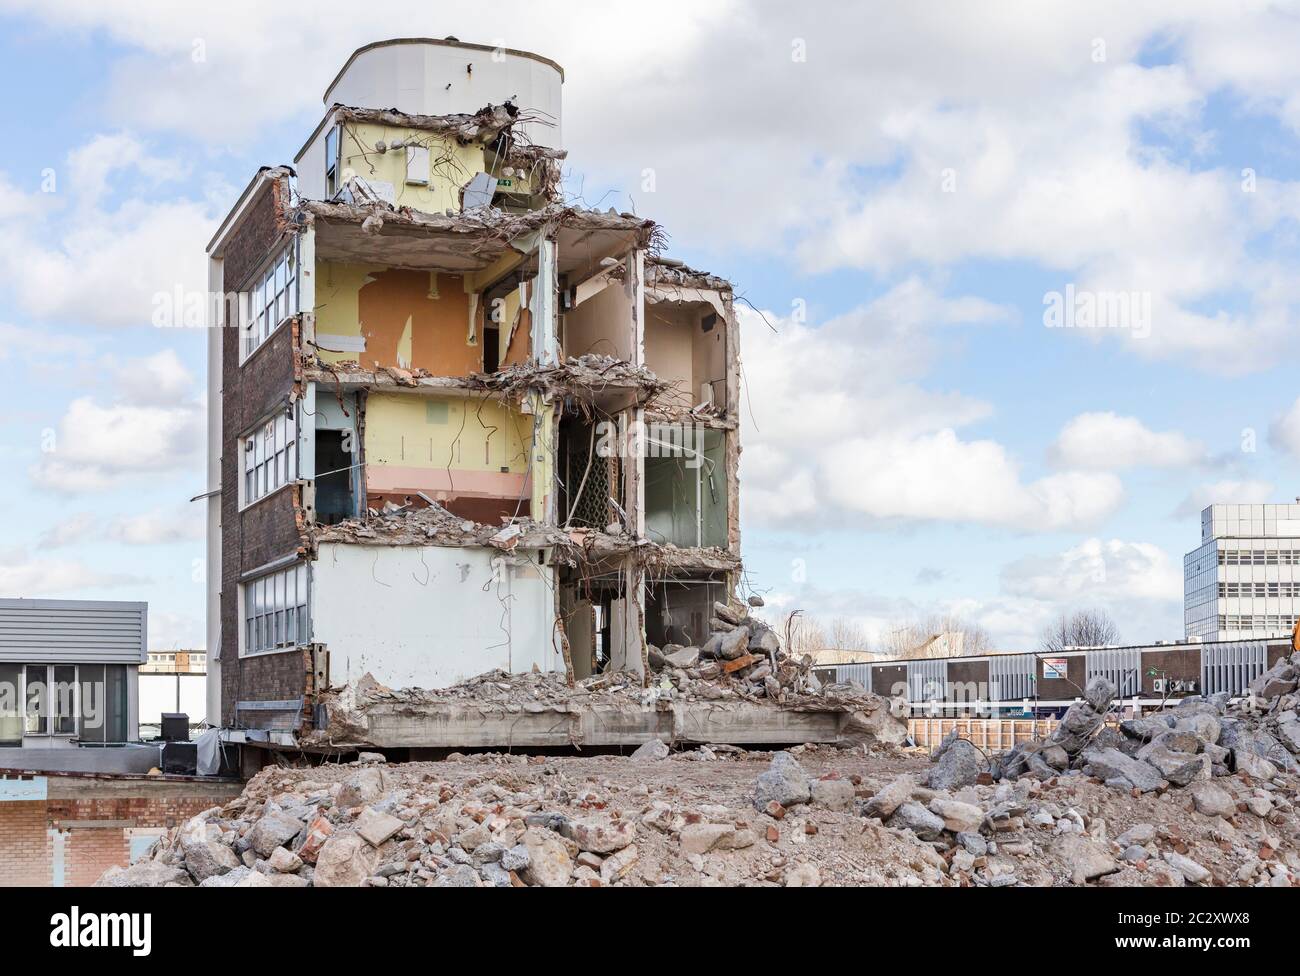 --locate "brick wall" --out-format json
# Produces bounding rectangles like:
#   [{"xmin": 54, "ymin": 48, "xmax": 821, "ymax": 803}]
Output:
[
  {"xmin": 0, "ymin": 778, "xmax": 242, "ymax": 887},
  {"xmin": 218, "ymin": 173, "xmax": 312, "ymax": 727},
  {"xmin": 64, "ymin": 829, "xmax": 128, "ymax": 888},
  {"xmin": 0, "ymin": 801, "xmax": 51, "ymax": 886}
]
